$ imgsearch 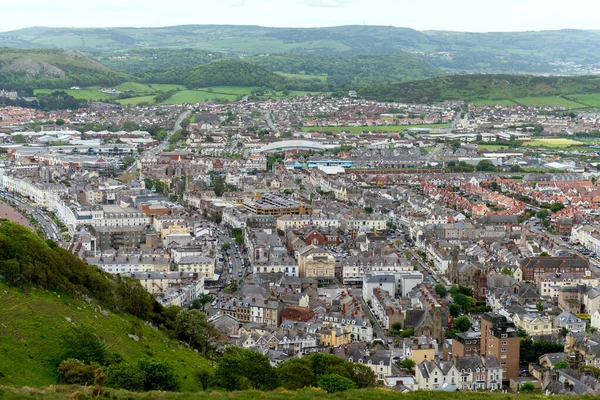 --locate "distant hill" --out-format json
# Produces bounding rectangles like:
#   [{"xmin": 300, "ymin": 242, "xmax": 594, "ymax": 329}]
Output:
[
  {"xmin": 93, "ymin": 48, "xmax": 224, "ymax": 75},
  {"xmin": 0, "ymin": 48, "xmax": 131, "ymax": 90},
  {"xmin": 3, "ymin": 25, "xmax": 600, "ymax": 74},
  {"xmin": 357, "ymin": 74, "xmax": 600, "ymax": 104},
  {"xmin": 143, "ymin": 59, "xmax": 288, "ymax": 89},
  {"xmin": 246, "ymin": 54, "xmax": 442, "ymax": 85}
]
